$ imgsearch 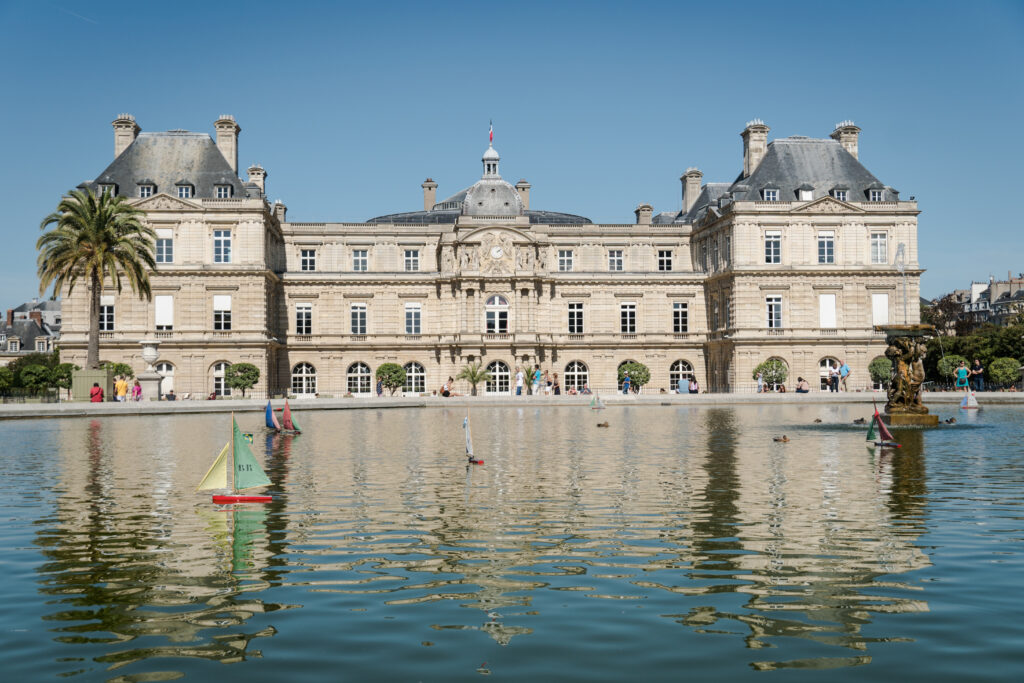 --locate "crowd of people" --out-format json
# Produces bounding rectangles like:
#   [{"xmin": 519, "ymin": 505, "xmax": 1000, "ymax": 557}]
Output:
[{"xmin": 89, "ymin": 376, "xmax": 143, "ymax": 402}]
